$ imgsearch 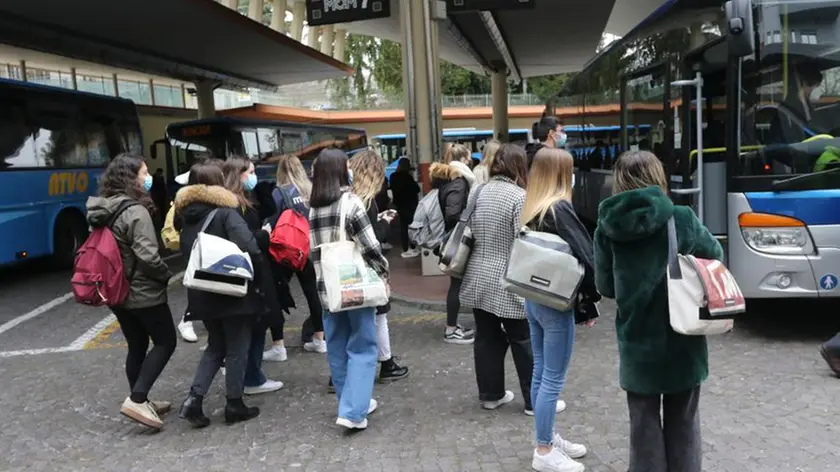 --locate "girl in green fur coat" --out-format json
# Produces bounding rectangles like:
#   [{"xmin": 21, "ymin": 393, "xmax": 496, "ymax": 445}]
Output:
[{"xmin": 594, "ymin": 151, "xmax": 723, "ymax": 472}]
